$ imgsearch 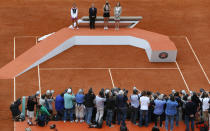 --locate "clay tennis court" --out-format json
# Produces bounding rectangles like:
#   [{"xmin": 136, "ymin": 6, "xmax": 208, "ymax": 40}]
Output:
[{"xmin": 0, "ymin": 0, "xmax": 209, "ymax": 131}]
